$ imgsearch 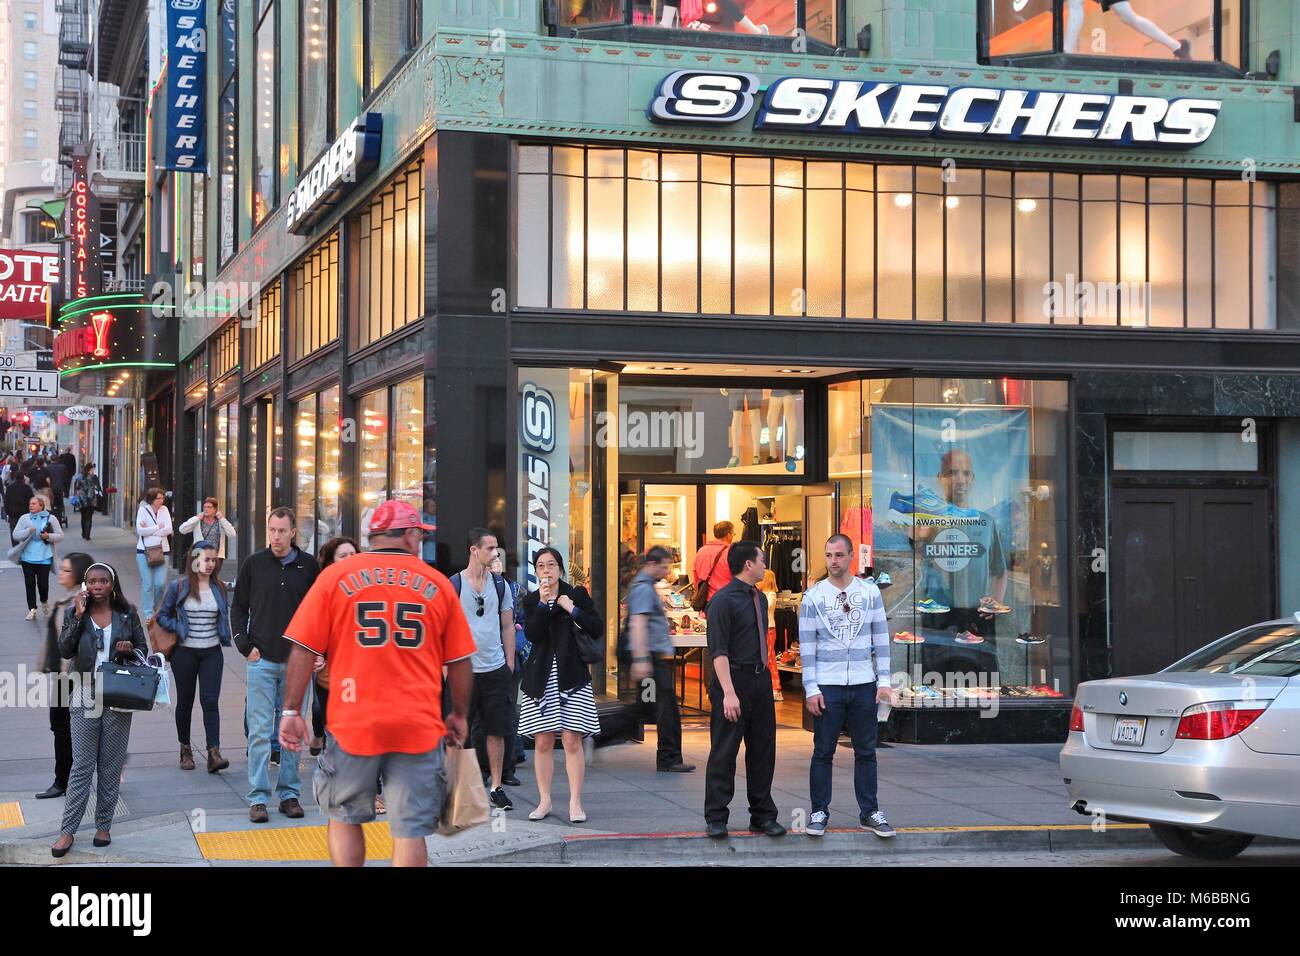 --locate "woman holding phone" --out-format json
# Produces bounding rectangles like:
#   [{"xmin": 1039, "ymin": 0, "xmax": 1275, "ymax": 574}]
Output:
[
  {"xmin": 53, "ymin": 561, "xmax": 148, "ymax": 857},
  {"xmin": 10, "ymin": 492, "xmax": 64, "ymax": 620},
  {"xmin": 517, "ymin": 547, "xmax": 603, "ymax": 824}
]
